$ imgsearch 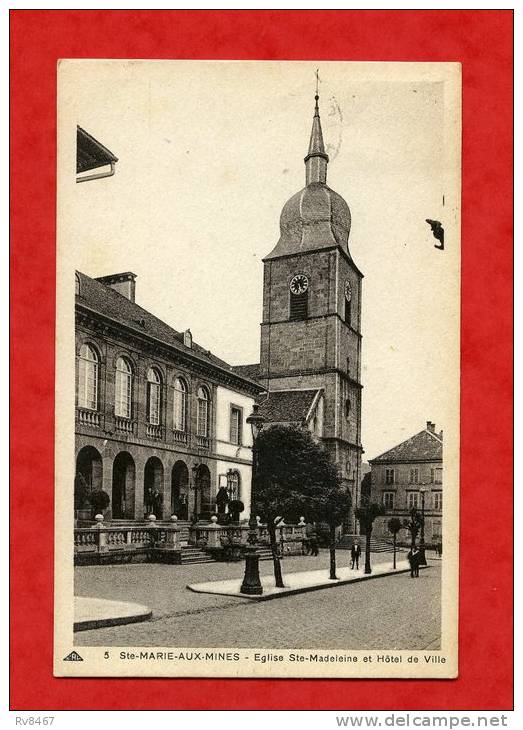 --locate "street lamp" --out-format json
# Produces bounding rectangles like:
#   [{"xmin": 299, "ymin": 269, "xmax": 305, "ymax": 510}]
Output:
[
  {"xmin": 419, "ymin": 486, "xmax": 428, "ymax": 566},
  {"xmin": 240, "ymin": 403, "xmax": 265, "ymax": 595}
]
